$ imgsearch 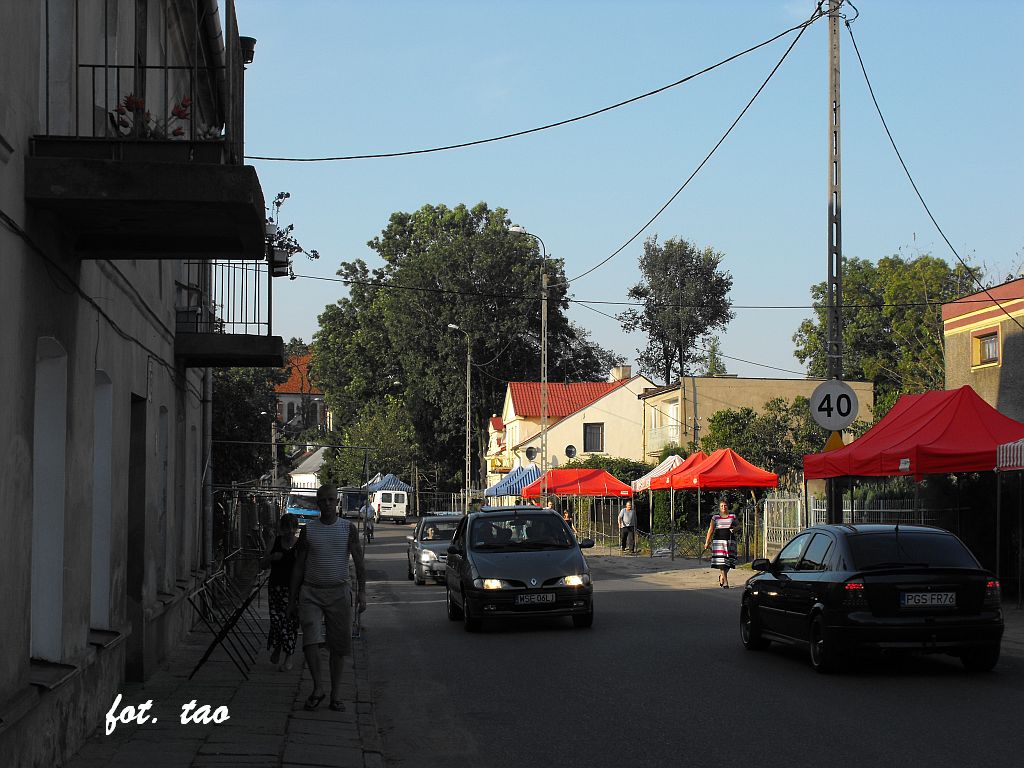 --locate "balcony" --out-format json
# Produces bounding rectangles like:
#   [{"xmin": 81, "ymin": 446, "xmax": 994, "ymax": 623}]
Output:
[
  {"xmin": 25, "ymin": 0, "xmax": 264, "ymax": 261},
  {"xmin": 175, "ymin": 259, "xmax": 283, "ymax": 368}
]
